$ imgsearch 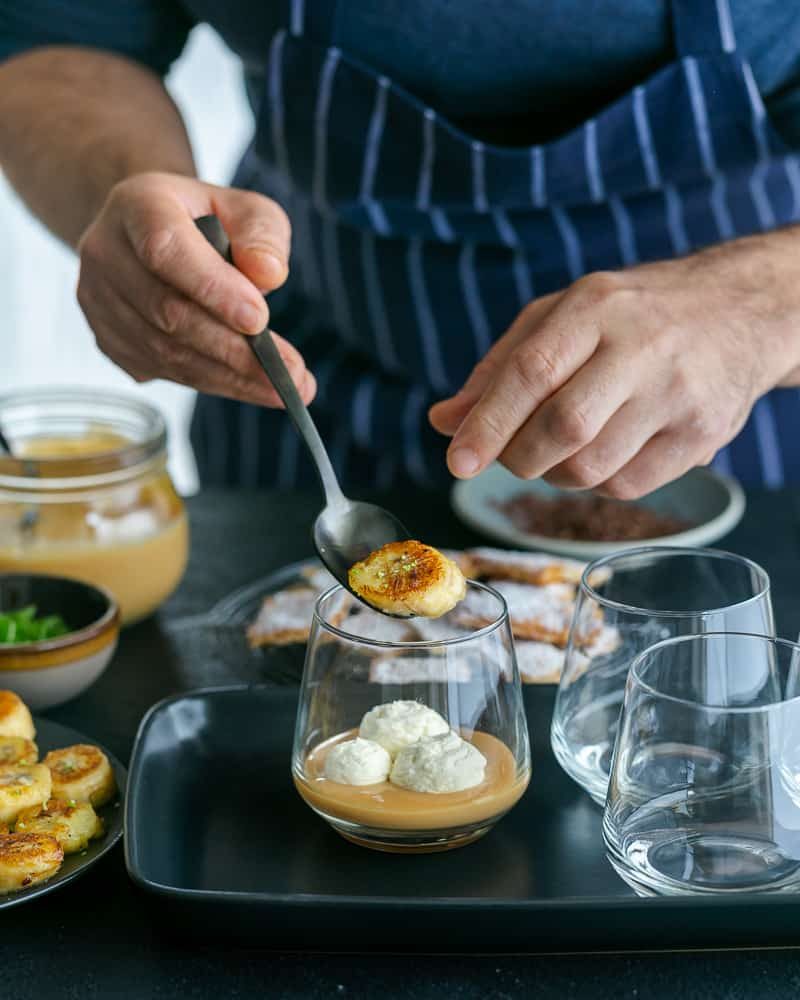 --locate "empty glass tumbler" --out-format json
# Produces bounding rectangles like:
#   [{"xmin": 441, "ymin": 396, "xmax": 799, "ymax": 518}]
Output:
[
  {"xmin": 604, "ymin": 632, "xmax": 800, "ymax": 895},
  {"xmin": 551, "ymin": 548, "xmax": 774, "ymax": 804}
]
